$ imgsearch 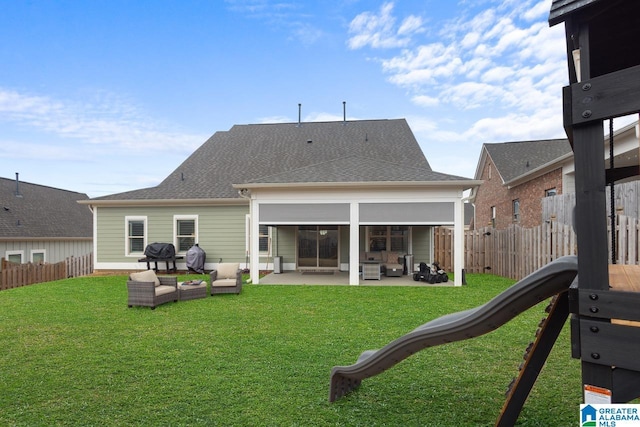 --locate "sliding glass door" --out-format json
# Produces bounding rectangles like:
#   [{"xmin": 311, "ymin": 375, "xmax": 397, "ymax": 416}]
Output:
[{"xmin": 297, "ymin": 226, "xmax": 339, "ymax": 269}]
